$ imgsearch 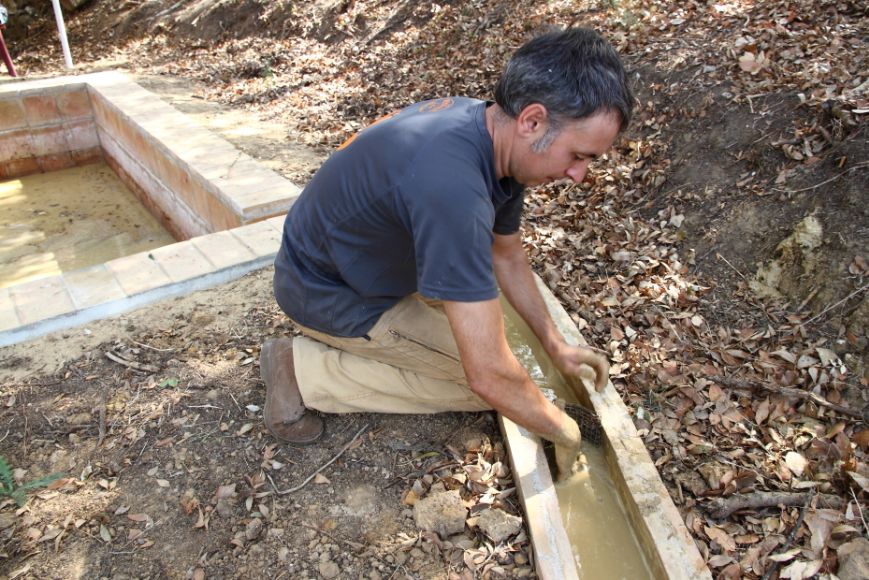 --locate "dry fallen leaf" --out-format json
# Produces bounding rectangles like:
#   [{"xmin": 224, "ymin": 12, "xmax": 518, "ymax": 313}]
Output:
[{"xmin": 785, "ymin": 452, "xmax": 808, "ymax": 477}]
